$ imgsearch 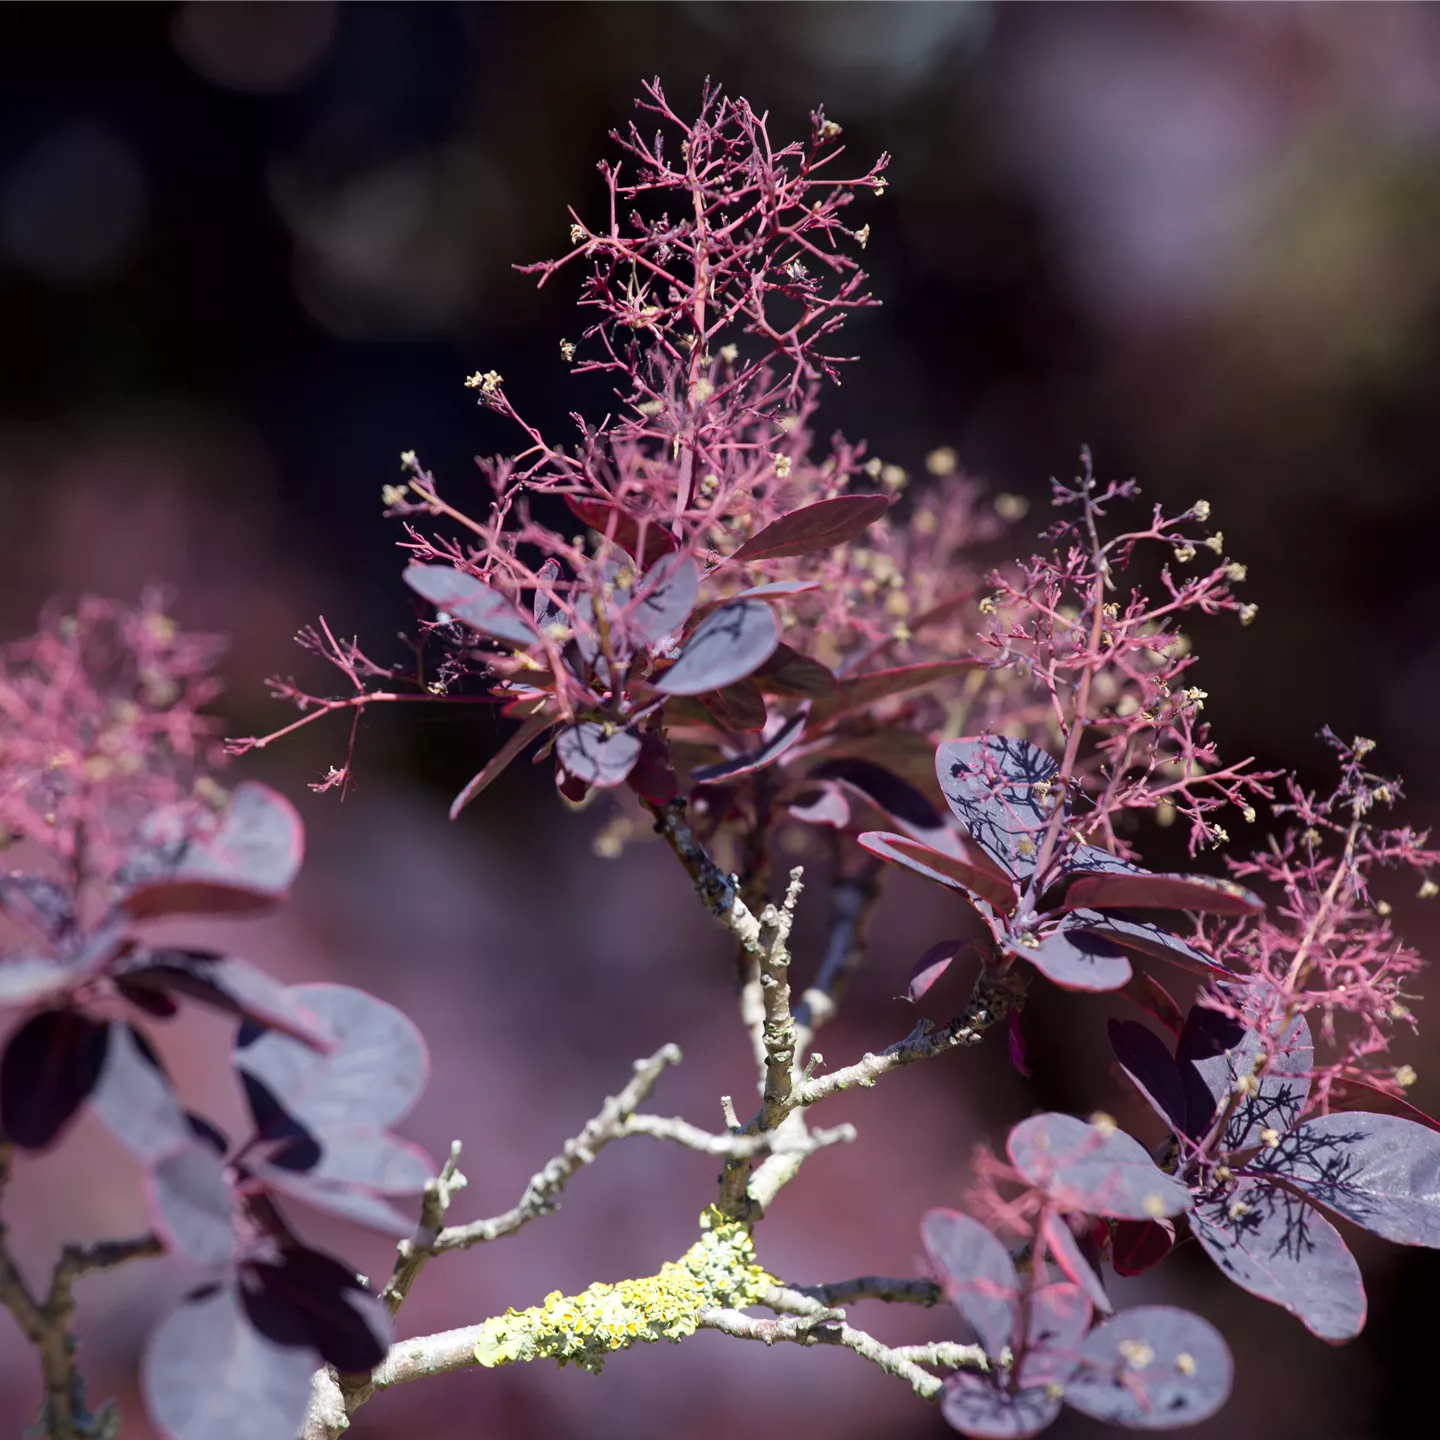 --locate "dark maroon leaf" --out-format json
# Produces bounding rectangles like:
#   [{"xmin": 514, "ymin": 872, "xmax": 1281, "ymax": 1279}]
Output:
[
  {"xmin": 1107, "ymin": 1020, "xmax": 1188, "ymax": 1134},
  {"xmin": 1017, "ymin": 1282, "xmax": 1093, "ymax": 1386},
  {"xmin": 698, "ymin": 679, "xmax": 768, "ymax": 732},
  {"xmin": 1121, "ymin": 974, "xmax": 1186, "ymax": 1036},
  {"xmin": 252, "ymin": 1162, "xmax": 418, "ymax": 1237},
  {"xmin": 90, "ymin": 1022, "xmax": 190, "ymax": 1163},
  {"xmin": 142, "ymin": 1283, "xmax": 319, "ymax": 1440},
  {"xmin": 0, "ymin": 955, "xmax": 74, "ymax": 1008},
  {"xmin": 1008, "ymin": 925, "xmax": 1132, "ymax": 994},
  {"xmin": 0, "ymin": 874, "xmax": 75, "ymax": 941},
  {"xmin": 187, "ymin": 1112, "xmax": 230, "ymax": 1156},
  {"xmin": 556, "ymin": 766, "xmax": 590, "ymax": 805},
  {"xmin": 753, "ymin": 644, "xmax": 837, "ymax": 701},
  {"xmin": 731, "ymin": 494, "xmax": 890, "ymax": 562},
  {"xmin": 116, "ymin": 951, "xmax": 330, "ymax": 1048},
  {"xmin": 403, "ymin": 564, "xmax": 538, "ymax": 646},
  {"xmin": 556, "ymin": 722, "xmax": 643, "ymax": 788},
  {"xmin": 244, "ymin": 1246, "xmax": 391, "ymax": 1372},
  {"xmin": 450, "ymin": 710, "xmax": 553, "ymax": 819},
  {"xmin": 921, "ymin": 1208, "xmax": 1019, "ymax": 1361},
  {"xmin": 121, "ymin": 782, "xmax": 305, "ymax": 920},
  {"xmin": 625, "ymin": 732, "xmax": 680, "ymax": 804},
  {"xmin": 936, "ymin": 737, "xmax": 1064, "ymax": 880},
  {"xmin": 691, "ymin": 709, "xmax": 809, "ymax": 785},
  {"xmin": 1055, "ymin": 845, "xmax": 1147, "ymax": 882},
  {"xmin": 1062, "ymin": 872, "xmax": 1263, "ymax": 917},
  {"xmin": 564, "ymin": 497, "xmax": 676, "ymax": 568},
  {"xmin": 235, "ymin": 983, "xmax": 427, "ymax": 1140},
  {"xmin": 1111, "ymin": 1219, "xmax": 1175, "ymax": 1276},
  {"xmin": 148, "ymin": 1142, "xmax": 237, "ymax": 1265},
  {"xmin": 1064, "ymin": 1306, "xmax": 1232, "ymax": 1429},
  {"xmin": 1008, "ymin": 1008, "xmax": 1032, "ymax": 1078},
  {"xmin": 1190, "ymin": 1181, "xmax": 1365, "ymax": 1340},
  {"xmin": 1008, "ymin": 1114, "xmax": 1190, "ymax": 1220},
  {"xmin": 1041, "ymin": 1213, "xmax": 1112, "ymax": 1314},
  {"xmin": 630, "ymin": 554, "xmax": 700, "ymax": 645},
  {"xmin": 811, "ymin": 756, "xmax": 952, "ymax": 849},
  {"xmin": 652, "ymin": 600, "xmax": 780, "ymax": 695},
  {"xmin": 268, "ymin": 1130, "xmax": 433, "ymax": 1194},
  {"xmin": 1075, "ymin": 910, "xmax": 1226, "ymax": 978},
  {"xmin": 1325, "ymin": 1079, "xmax": 1440, "ymax": 1134},
  {"xmin": 0, "ymin": 1007, "xmax": 107, "ymax": 1150},
  {"xmin": 1177, "ymin": 1004, "xmax": 1312, "ymax": 1150},
  {"xmin": 815, "ymin": 659, "xmax": 984, "ymax": 725},
  {"xmin": 858, "ymin": 831, "xmax": 1017, "ymax": 912},
  {"xmin": 1251, "ymin": 1111, "xmax": 1440, "ymax": 1247},
  {"xmin": 116, "ymin": 979, "xmax": 180, "ymax": 1018},
  {"xmin": 942, "ymin": 1372, "xmax": 1062, "ymax": 1439},
  {"xmin": 908, "ymin": 941, "xmax": 963, "ymax": 1003}
]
